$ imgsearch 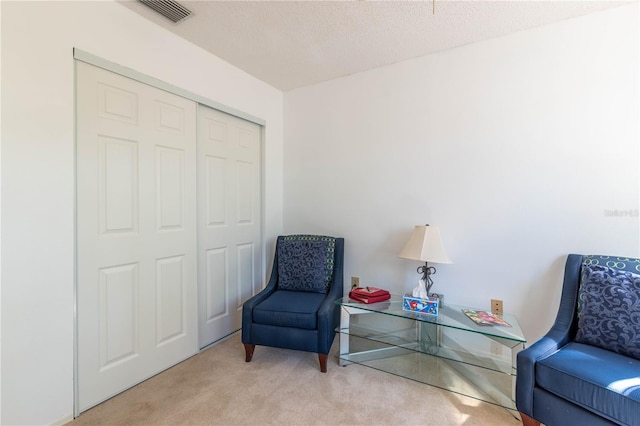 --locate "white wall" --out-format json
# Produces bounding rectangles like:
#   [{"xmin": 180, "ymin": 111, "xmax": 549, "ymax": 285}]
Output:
[
  {"xmin": 0, "ymin": 1, "xmax": 283, "ymax": 424},
  {"xmin": 0, "ymin": 3, "xmax": 3, "ymax": 424},
  {"xmin": 284, "ymin": 4, "xmax": 639, "ymax": 343}
]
